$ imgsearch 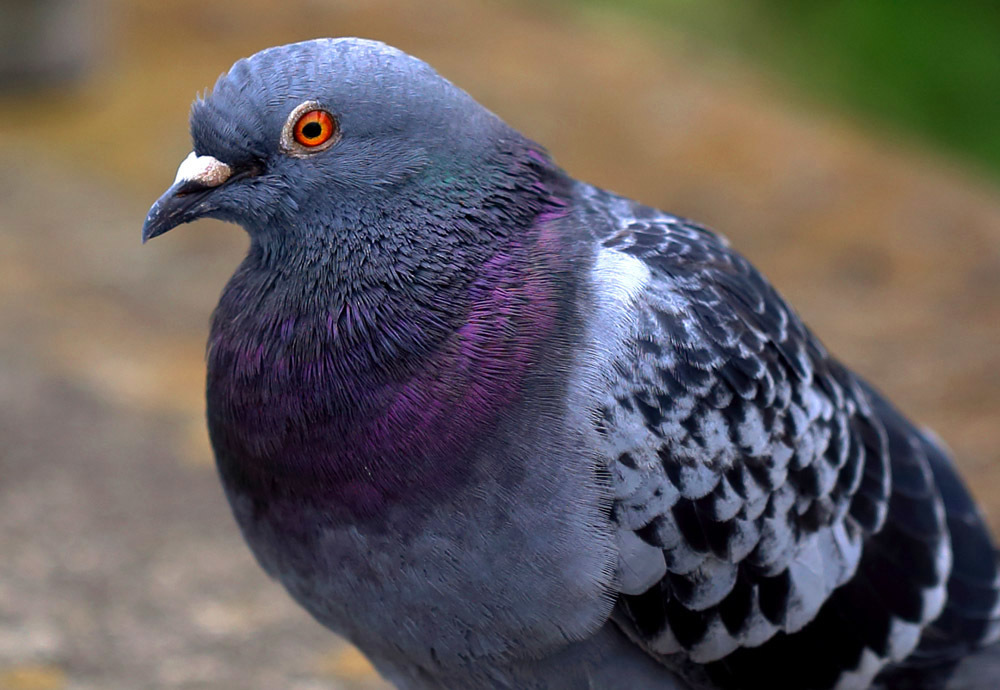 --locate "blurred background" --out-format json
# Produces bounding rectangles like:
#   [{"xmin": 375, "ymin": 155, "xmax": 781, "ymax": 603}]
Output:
[{"xmin": 1, "ymin": 1, "xmax": 998, "ymax": 688}]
